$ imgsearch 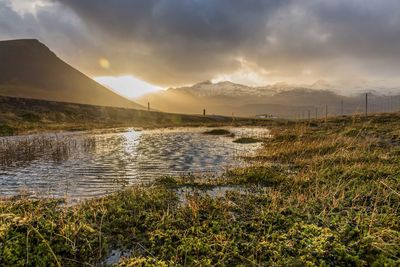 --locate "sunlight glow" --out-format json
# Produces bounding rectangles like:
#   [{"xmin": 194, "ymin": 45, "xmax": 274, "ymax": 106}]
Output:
[
  {"xmin": 94, "ymin": 75, "xmax": 162, "ymax": 99},
  {"xmin": 98, "ymin": 58, "xmax": 110, "ymax": 69},
  {"xmin": 212, "ymin": 58, "xmax": 269, "ymax": 86},
  {"xmin": 8, "ymin": 0, "xmax": 51, "ymax": 15}
]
